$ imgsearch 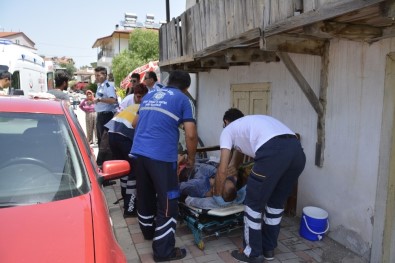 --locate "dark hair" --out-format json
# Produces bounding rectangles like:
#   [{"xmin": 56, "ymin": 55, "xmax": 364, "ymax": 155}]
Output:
[
  {"xmin": 146, "ymin": 71, "xmax": 158, "ymax": 82},
  {"xmin": 131, "ymin": 73, "xmax": 140, "ymax": 81},
  {"xmin": 94, "ymin": 66, "xmax": 107, "ymax": 75},
  {"xmin": 133, "ymin": 83, "xmax": 148, "ymax": 95},
  {"xmin": 223, "ymin": 108, "xmax": 244, "ymax": 123},
  {"xmin": 222, "ymin": 176, "xmax": 237, "ymax": 202},
  {"xmin": 0, "ymin": 71, "xmax": 11, "ymax": 80},
  {"xmin": 167, "ymin": 70, "xmax": 191, "ymax": 90},
  {"xmin": 55, "ymin": 71, "xmax": 69, "ymax": 88}
]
